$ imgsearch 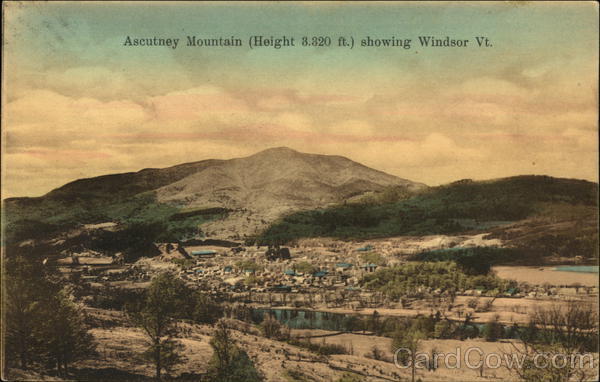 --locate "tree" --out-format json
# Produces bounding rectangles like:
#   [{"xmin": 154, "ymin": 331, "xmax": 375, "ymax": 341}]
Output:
[
  {"xmin": 504, "ymin": 302, "xmax": 598, "ymax": 382},
  {"xmin": 4, "ymin": 255, "xmax": 95, "ymax": 377},
  {"xmin": 260, "ymin": 314, "xmax": 282, "ymax": 339},
  {"xmin": 37, "ymin": 291, "xmax": 96, "ymax": 376},
  {"xmin": 343, "ymin": 315, "xmax": 362, "ymax": 333},
  {"xmin": 370, "ymin": 346, "xmax": 383, "ymax": 361},
  {"xmin": 93, "ymin": 221, "xmax": 165, "ymax": 262},
  {"xmin": 433, "ymin": 320, "xmax": 454, "ymax": 339},
  {"xmin": 483, "ymin": 314, "xmax": 504, "ymax": 342},
  {"xmin": 129, "ymin": 272, "xmax": 188, "ymax": 380},
  {"xmin": 208, "ymin": 319, "xmax": 262, "ymax": 382},
  {"xmin": 191, "ymin": 291, "xmax": 223, "ymax": 325},
  {"xmin": 392, "ymin": 329, "xmax": 426, "ymax": 382},
  {"xmin": 368, "ymin": 310, "xmax": 381, "ymax": 335},
  {"xmin": 3, "ymin": 256, "xmax": 57, "ymax": 370},
  {"xmin": 209, "ymin": 319, "xmax": 235, "ymax": 375}
]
